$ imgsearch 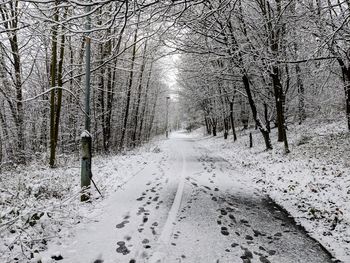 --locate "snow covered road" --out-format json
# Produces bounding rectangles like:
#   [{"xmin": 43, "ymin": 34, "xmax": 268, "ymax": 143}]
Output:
[{"xmin": 45, "ymin": 132, "xmax": 334, "ymax": 263}]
